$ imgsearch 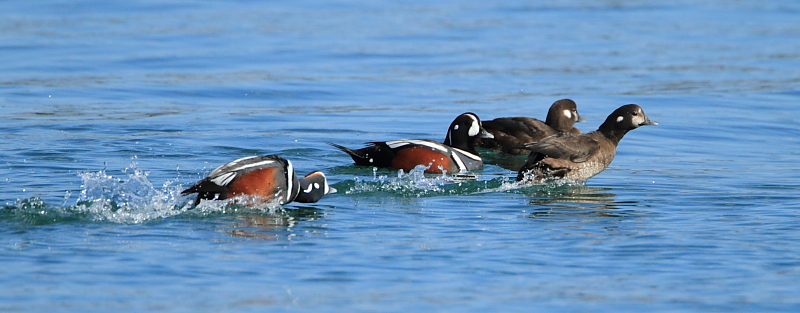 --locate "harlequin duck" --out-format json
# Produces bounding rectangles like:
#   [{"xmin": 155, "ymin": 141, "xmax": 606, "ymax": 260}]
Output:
[
  {"xmin": 474, "ymin": 99, "xmax": 586, "ymax": 155},
  {"xmin": 329, "ymin": 112, "xmax": 494, "ymax": 174},
  {"xmin": 516, "ymin": 104, "xmax": 657, "ymax": 183},
  {"xmin": 181, "ymin": 155, "xmax": 335, "ymax": 206}
]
